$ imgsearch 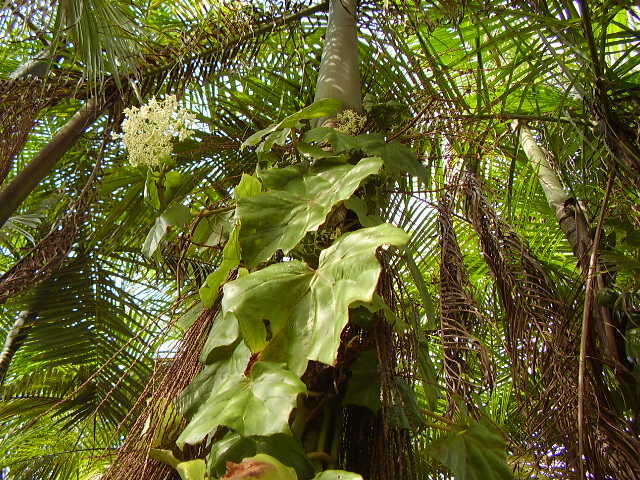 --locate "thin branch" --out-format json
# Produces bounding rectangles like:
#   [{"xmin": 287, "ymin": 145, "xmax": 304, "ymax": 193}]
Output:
[{"xmin": 577, "ymin": 170, "xmax": 615, "ymax": 480}]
